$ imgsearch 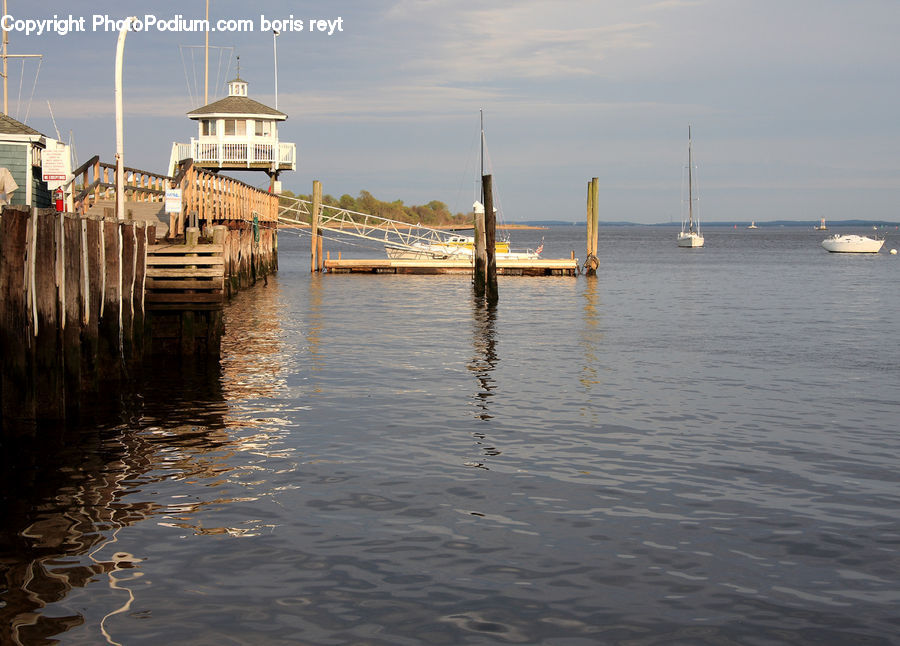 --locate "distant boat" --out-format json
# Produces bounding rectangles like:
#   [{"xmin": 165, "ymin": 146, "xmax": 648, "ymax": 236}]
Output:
[
  {"xmin": 747, "ymin": 221, "xmax": 758, "ymax": 229},
  {"xmin": 815, "ymin": 217, "xmax": 828, "ymax": 231},
  {"xmin": 821, "ymin": 234, "xmax": 884, "ymax": 253},
  {"xmin": 677, "ymin": 126, "xmax": 704, "ymax": 248}
]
